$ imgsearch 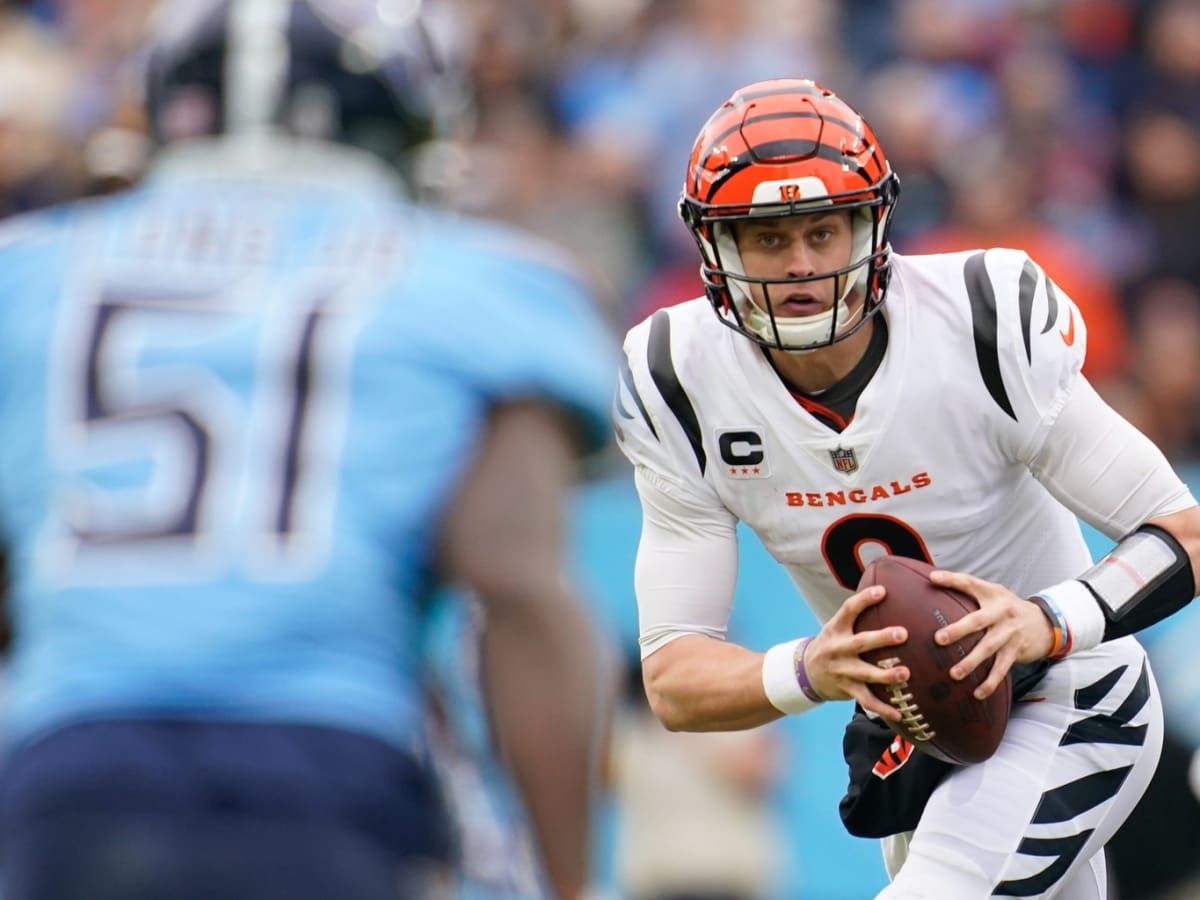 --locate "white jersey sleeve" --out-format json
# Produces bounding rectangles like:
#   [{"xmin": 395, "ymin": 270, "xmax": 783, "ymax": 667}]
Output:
[
  {"xmin": 614, "ymin": 310, "xmax": 740, "ymax": 657},
  {"xmin": 1028, "ymin": 377, "xmax": 1197, "ymax": 539}
]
